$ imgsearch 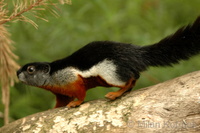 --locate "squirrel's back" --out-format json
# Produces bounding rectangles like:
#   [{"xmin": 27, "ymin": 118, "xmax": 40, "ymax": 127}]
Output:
[{"xmin": 50, "ymin": 41, "xmax": 146, "ymax": 80}]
